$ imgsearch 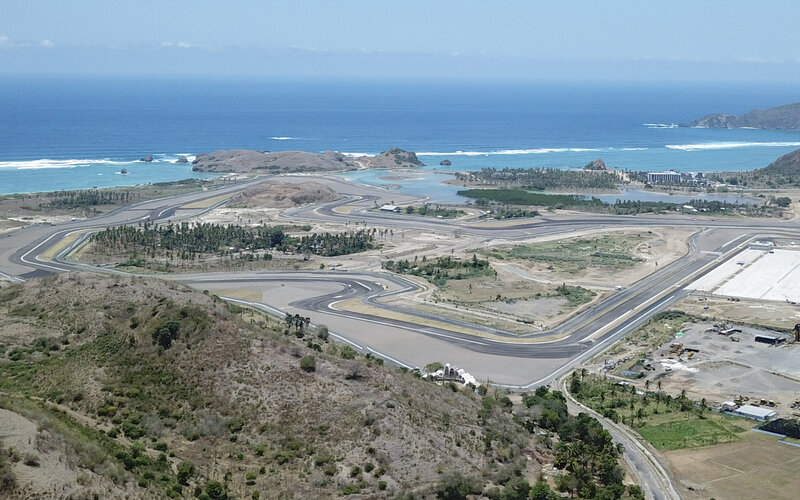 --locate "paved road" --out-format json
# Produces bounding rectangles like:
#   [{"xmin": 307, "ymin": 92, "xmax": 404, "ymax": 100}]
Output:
[
  {"xmin": 2, "ymin": 176, "xmax": 799, "ymax": 380},
  {"xmin": 560, "ymin": 379, "xmax": 681, "ymax": 500}
]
